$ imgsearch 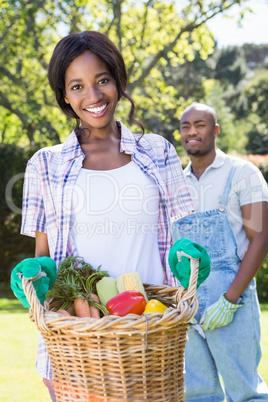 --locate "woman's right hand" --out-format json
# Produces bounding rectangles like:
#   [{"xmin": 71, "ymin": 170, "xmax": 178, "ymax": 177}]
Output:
[{"xmin": 10, "ymin": 257, "xmax": 57, "ymax": 308}]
